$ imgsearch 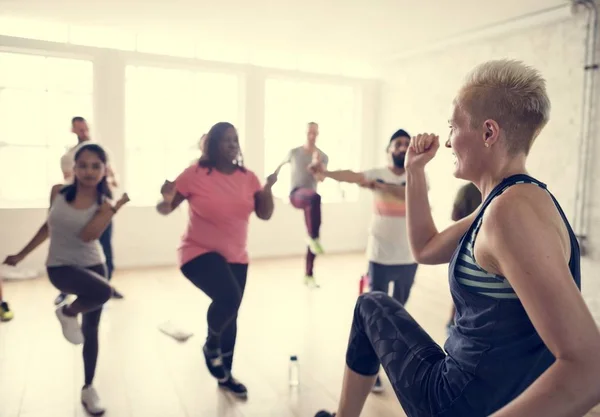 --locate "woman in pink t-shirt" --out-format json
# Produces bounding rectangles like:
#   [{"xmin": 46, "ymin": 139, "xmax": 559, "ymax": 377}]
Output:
[{"xmin": 158, "ymin": 122, "xmax": 277, "ymax": 399}]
